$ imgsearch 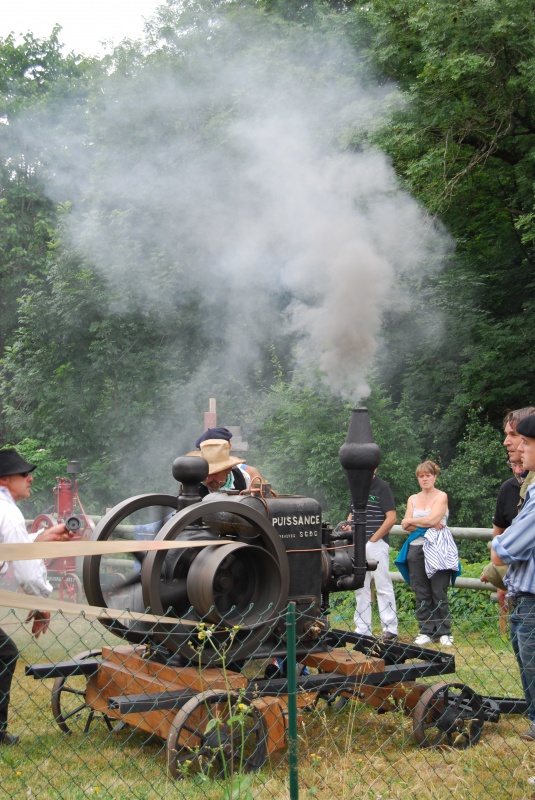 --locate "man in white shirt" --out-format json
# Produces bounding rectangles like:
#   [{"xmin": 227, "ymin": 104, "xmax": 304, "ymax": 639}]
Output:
[{"xmin": 0, "ymin": 449, "xmax": 74, "ymax": 745}]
